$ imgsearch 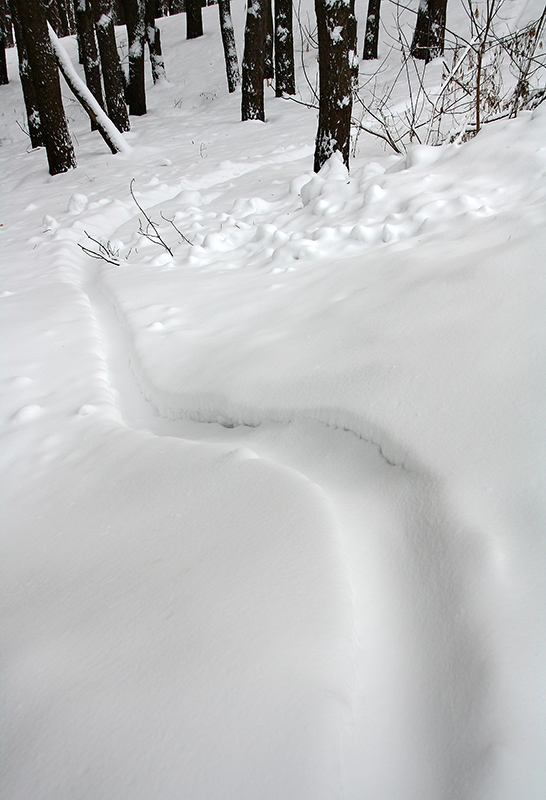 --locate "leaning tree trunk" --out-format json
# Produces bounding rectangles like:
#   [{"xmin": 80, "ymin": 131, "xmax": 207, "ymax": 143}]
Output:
[
  {"xmin": 75, "ymin": 0, "xmax": 105, "ymax": 129},
  {"xmin": 9, "ymin": 0, "xmax": 43, "ymax": 146},
  {"xmin": 363, "ymin": 0, "xmax": 381, "ymax": 59},
  {"xmin": 91, "ymin": 0, "xmax": 130, "ymax": 130},
  {"xmin": 263, "ymin": 0, "xmax": 274, "ymax": 80},
  {"xmin": 218, "ymin": 0, "xmax": 240, "ymax": 93},
  {"xmin": 120, "ymin": 0, "xmax": 146, "ymax": 115},
  {"xmin": 49, "ymin": 23, "xmax": 130, "ymax": 154},
  {"xmin": 145, "ymin": 0, "xmax": 166, "ymax": 83},
  {"xmin": 411, "ymin": 0, "xmax": 448, "ymax": 63},
  {"xmin": 11, "ymin": 0, "xmax": 76, "ymax": 174},
  {"xmin": 241, "ymin": 0, "xmax": 265, "ymax": 121},
  {"xmin": 274, "ymin": 0, "xmax": 295, "ymax": 96},
  {"xmin": 314, "ymin": 0, "xmax": 355, "ymax": 172},
  {"xmin": 186, "ymin": 0, "xmax": 203, "ymax": 39}
]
